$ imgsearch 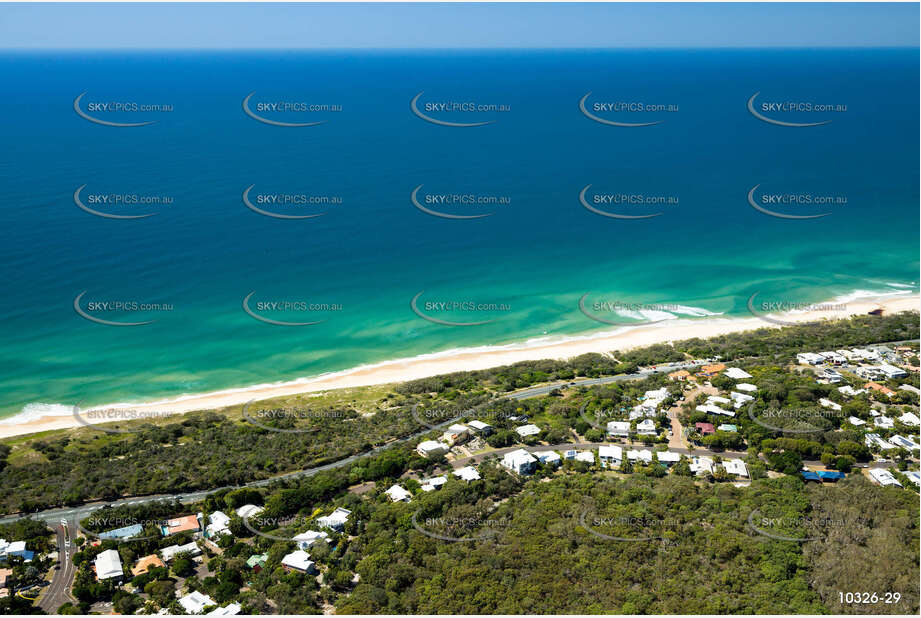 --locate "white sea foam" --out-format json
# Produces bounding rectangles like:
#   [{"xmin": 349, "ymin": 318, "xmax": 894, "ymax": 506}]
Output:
[{"xmin": 0, "ymin": 403, "xmax": 74, "ymax": 425}]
